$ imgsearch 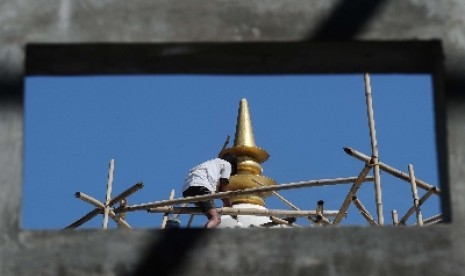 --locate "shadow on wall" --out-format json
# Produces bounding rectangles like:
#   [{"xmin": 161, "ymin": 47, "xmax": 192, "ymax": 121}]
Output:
[
  {"xmin": 127, "ymin": 1, "xmax": 406, "ymax": 274},
  {"xmin": 131, "ymin": 229, "xmax": 209, "ymax": 275},
  {"xmin": 311, "ymin": 0, "xmax": 388, "ymax": 40}
]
